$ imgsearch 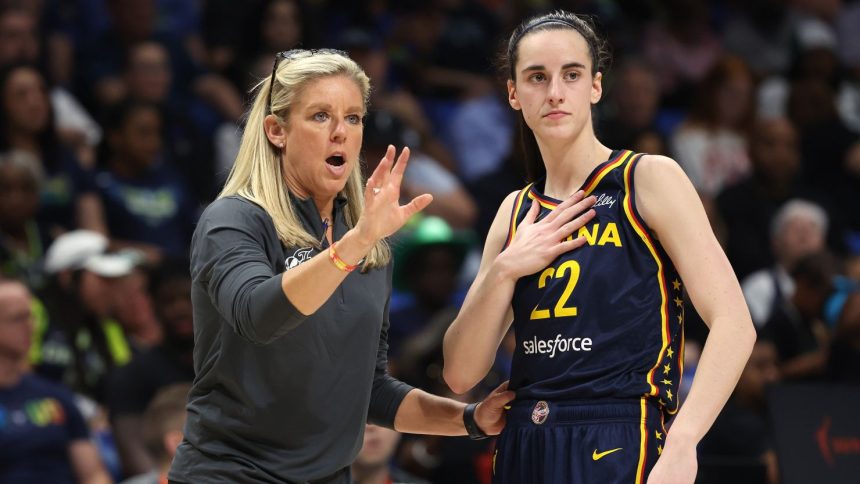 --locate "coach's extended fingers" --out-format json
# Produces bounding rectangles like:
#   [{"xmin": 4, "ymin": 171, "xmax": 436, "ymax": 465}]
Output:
[
  {"xmin": 366, "ymin": 145, "xmax": 395, "ymax": 196},
  {"xmin": 389, "ymin": 146, "xmax": 411, "ymax": 187}
]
